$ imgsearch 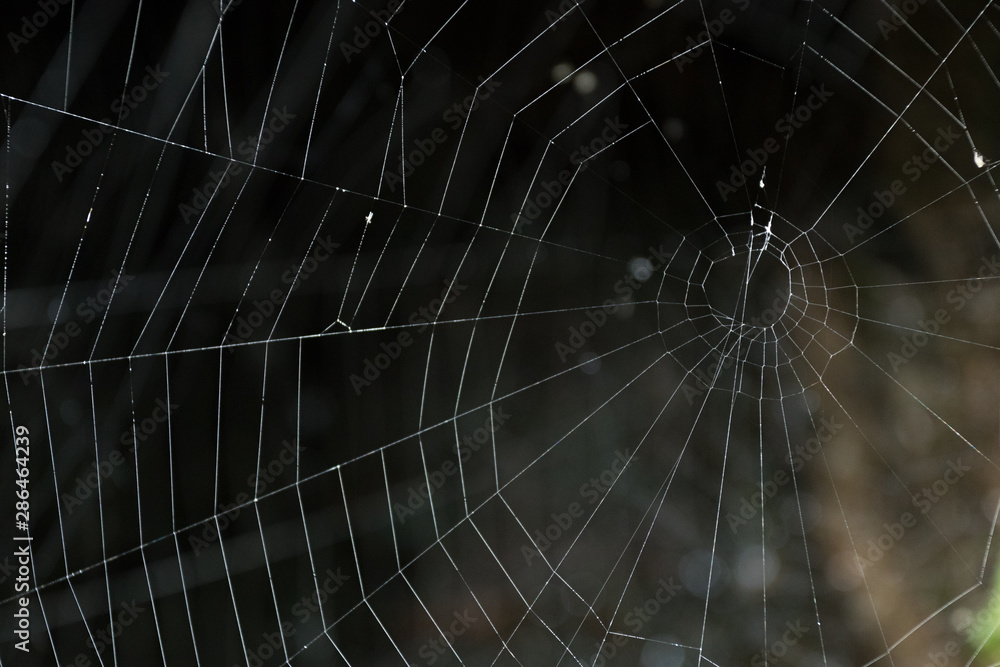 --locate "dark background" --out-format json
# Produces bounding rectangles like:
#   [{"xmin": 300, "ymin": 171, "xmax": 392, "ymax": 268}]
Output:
[{"xmin": 2, "ymin": 0, "xmax": 1000, "ymax": 665}]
